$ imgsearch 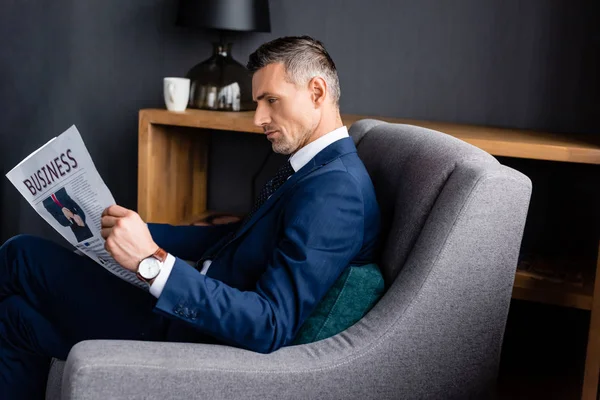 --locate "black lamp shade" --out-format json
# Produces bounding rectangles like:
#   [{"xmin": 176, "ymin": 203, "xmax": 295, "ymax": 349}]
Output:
[{"xmin": 177, "ymin": 0, "xmax": 271, "ymax": 33}]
